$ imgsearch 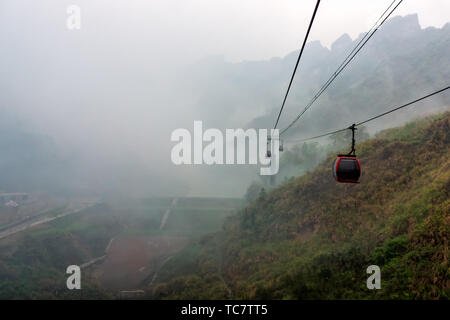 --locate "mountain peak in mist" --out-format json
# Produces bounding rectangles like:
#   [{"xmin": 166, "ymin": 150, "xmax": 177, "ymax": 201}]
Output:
[
  {"xmin": 331, "ymin": 33, "xmax": 352, "ymax": 52},
  {"xmin": 382, "ymin": 13, "xmax": 421, "ymax": 36}
]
